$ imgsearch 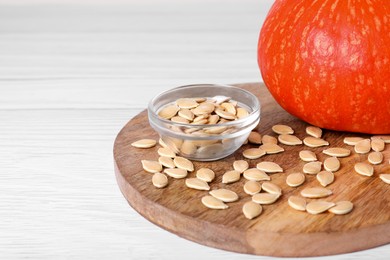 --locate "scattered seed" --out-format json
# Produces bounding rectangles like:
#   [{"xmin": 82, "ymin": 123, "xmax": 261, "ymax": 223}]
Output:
[
  {"xmin": 379, "ymin": 174, "xmax": 390, "ymax": 184},
  {"xmin": 303, "ymin": 137, "xmax": 329, "ymax": 147},
  {"xmin": 159, "ymin": 138, "xmax": 168, "ymax": 148},
  {"xmin": 236, "ymin": 107, "xmax": 249, "ymax": 119},
  {"xmin": 185, "ymin": 178, "xmax": 210, "ymax": 190},
  {"xmin": 244, "ymin": 181, "xmax": 262, "ymax": 195},
  {"xmin": 215, "ymin": 109, "xmax": 236, "ymax": 120},
  {"xmin": 243, "ymin": 148, "xmax": 266, "ymax": 159},
  {"xmin": 173, "ymin": 157, "xmax": 194, "ymax": 172},
  {"xmin": 196, "ymin": 168, "xmax": 215, "ymax": 182},
  {"xmin": 158, "ymin": 156, "xmax": 175, "ymax": 168},
  {"xmin": 301, "ymin": 187, "xmax": 332, "ymax": 198},
  {"xmin": 299, "ymin": 150, "xmax": 317, "ymax": 162},
  {"xmin": 324, "ymin": 157, "xmax": 340, "ymax": 172},
  {"xmin": 248, "ymin": 131, "xmax": 262, "ymax": 144},
  {"xmin": 178, "ymin": 109, "xmax": 194, "ymax": 121},
  {"xmin": 201, "ymin": 195, "xmax": 228, "ymax": 209},
  {"xmin": 344, "ymin": 137, "xmax": 364, "ymax": 146},
  {"xmin": 278, "ymin": 134, "xmax": 302, "ymax": 145},
  {"xmin": 306, "ymin": 126, "xmax": 322, "ymax": 138},
  {"xmin": 262, "ymin": 135, "xmax": 278, "ymax": 144},
  {"xmin": 354, "ymin": 139, "xmax": 371, "ymax": 154},
  {"xmin": 354, "ymin": 162, "xmax": 374, "ymax": 176},
  {"xmin": 158, "ymin": 104, "xmax": 180, "ymax": 119},
  {"xmin": 259, "ymin": 143, "xmax": 284, "ymax": 154},
  {"xmin": 243, "ymin": 168, "xmax": 270, "ymax": 181},
  {"xmin": 209, "ymin": 189, "xmax": 239, "ymax": 202},
  {"xmin": 243, "ymin": 201, "xmax": 262, "ymax": 219},
  {"xmin": 252, "ymin": 193, "xmax": 280, "ymax": 204},
  {"xmin": 316, "ymin": 171, "xmax": 335, "ymax": 187},
  {"xmin": 368, "ymin": 152, "xmax": 384, "ymax": 165},
  {"xmin": 306, "ymin": 201, "xmax": 335, "ymax": 215},
  {"xmin": 272, "ymin": 124, "xmax": 294, "ymax": 135},
  {"xmin": 222, "ymin": 170, "xmax": 241, "ymax": 184},
  {"xmin": 286, "ymin": 172, "xmax": 305, "ymax": 187},
  {"xmin": 303, "ymin": 161, "xmax": 322, "ymax": 174},
  {"xmin": 323, "ymin": 148, "xmax": 351, "ymax": 157},
  {"xmin": 164, "ymin": 168, "xmax": 188, "ymax": 179},
  {"xmin": 180, "ymin": 141, "xmax": 197, "ymax": 155},
  {"xmin": 233, "ymin": 160, "xmax": 249, "ymax": 173},
  {"xmin": 157, "ymin": 147, "xmax": 176, "ymax": 158},
  {"xmin": 372, "ymin": 135, "xmax": 390, "ymax": 144},
  {"xmin": 221, "ymin": 102, "xmax": 237, "ymax": 115},
  {"xmin": 131, "ymin": 139, "xmax": 157, "ymax": 148},
  {"xmin": 261, "ymin": 182, "xmax": 282, "ymax": 195},
  {"xmin": 328, "ymin": 201, "xmax": 353, "ymax": 215},
  {"xmin": 288, "ymin": 196, "xmax": 307, "ymax": 211},
  {"xmin": 257, "ymin": 161, "xmax": 283, "ymax": 173},
  {"xmin": 371, "ymin": 138, "xmax": 385, "ymax": 152},
  {"xmin": 141, "ymin": 160, "xmax": 163, "ymax": 173},
  {"xmin": 152, "ymin": 173, "xmax": 168, "ymax": 188}
]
